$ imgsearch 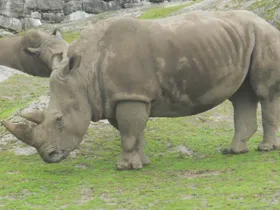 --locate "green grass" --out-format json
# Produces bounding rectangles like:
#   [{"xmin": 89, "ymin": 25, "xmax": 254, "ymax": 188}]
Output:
[
  {"xmin": 139, "ymin": 1, "xmax": 199, "ymax": 19},
  {"xmin": 1, "ymin": 74, "xmax": 280, "ymax": 208},
  {"xmin": 249, "ymin": 0, "xmax": 280, "ymax": 21},
  {"xmin": 0, "ymin": 75, "xmax": 49, "ymax": 119},
  {"xmin": 62, "ymin": 31, "xmax": 81, "ymax": 43}
]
